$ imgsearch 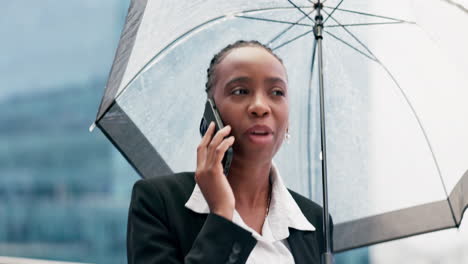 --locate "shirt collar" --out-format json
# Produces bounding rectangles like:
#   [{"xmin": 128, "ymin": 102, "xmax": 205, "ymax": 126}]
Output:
[
  {"xmin": 185, "ymin": 162, "xmax": 315, "ymax": 240},
  {"xmin": 267, "ymin": 163, "xmax": 315, "ymax": 240}
]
